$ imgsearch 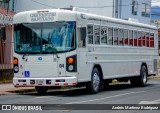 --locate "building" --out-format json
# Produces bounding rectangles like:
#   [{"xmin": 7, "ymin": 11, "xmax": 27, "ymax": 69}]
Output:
[
  {"xmin": 151, "ymin": 4, "xmax": 160, "ymax": 53},
  {"xmin": 14, "ymin": 0, "xmax": 151, "ymax": 24},
  {"xmin": 0, "ymin": 0, "xmax": 15, "ymax": 70},
  {"xmin": 151, "ymin": 6, "xmax": 160, "ymax": 27}
]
